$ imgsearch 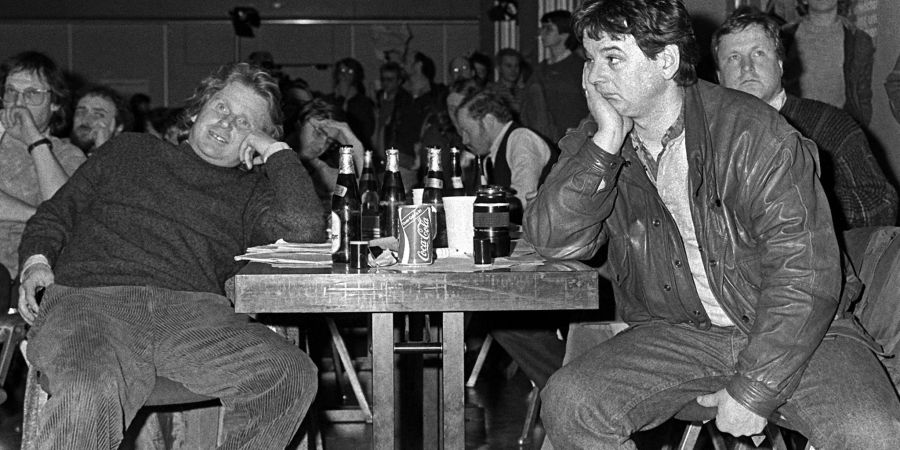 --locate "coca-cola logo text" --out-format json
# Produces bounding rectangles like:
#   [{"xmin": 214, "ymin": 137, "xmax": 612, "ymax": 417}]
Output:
[{"xmin": 416, "ymin": 215, "xmax": 431, "ymax": 259}]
